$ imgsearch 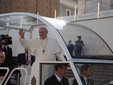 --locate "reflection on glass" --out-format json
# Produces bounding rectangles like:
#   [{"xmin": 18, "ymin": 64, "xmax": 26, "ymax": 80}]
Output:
[
  {"xmin": 73, "ymin": 63, "xmax": 113, "ymax": 85},
  {"xmin": 58, "ymin": 23, "xmax": 113, "ymax": 59}
]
